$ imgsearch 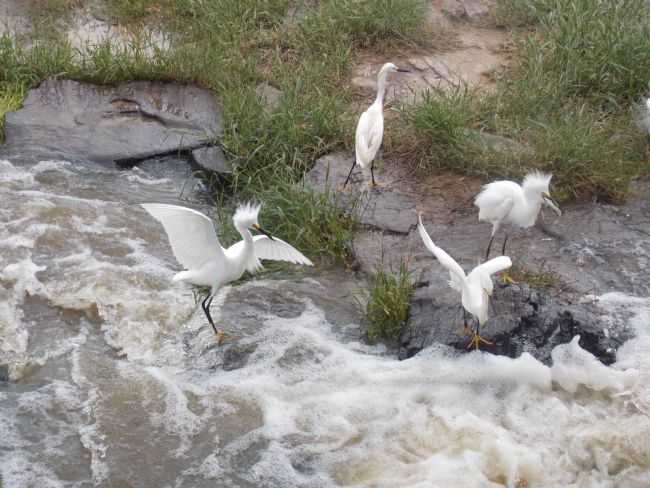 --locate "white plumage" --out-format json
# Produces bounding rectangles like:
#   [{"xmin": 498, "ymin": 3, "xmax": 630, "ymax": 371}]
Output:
[
  {"xmin": 141, "ymin": 203, "xmax": 313, "ymax": 341},
  {"xmin": 474, "ymin": 171, "xmax": 561, "ymax": 259},
  {"xmin": 344, "ymin": 62, "xmax": 408, "ymax": 188},
  {"xmin": 418, "ymin": 214, "xmax": 511, "ymax": 347}
]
